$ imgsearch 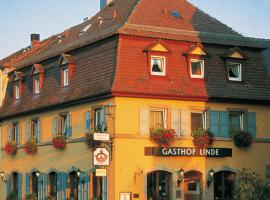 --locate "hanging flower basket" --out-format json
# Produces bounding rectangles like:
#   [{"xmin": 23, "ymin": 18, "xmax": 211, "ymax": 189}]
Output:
[
  {"xmin": 4, "ymin": 140, "xmax": 17, "ymax": 156},
  {"xmin": 150, "ymin": 128, "xmax": 176, "ymax": 148},
  {"xmin": 85, "ymin": 133, "xmax": 102, "ymax": 150},
  {"xmin": 192, "ymin": 129, "xmax": 214, "ymax": 149},
  {"xmin": 23, "ymin": 138, "xmax": 38, "ymax": 155},
  {"xmin": 52, "ymin": 135, "xmax": 66, "ymax": 150},
  {"xmin": 231, "ymin": 131, "xmax": 253, "ymax": 148}
]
